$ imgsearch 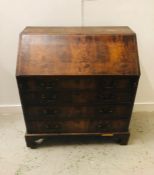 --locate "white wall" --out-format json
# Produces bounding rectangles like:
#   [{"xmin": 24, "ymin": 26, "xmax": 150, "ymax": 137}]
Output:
[
  {"xmin": 0, "ymin": 0, "xmax": 154, "ymax": 109},
  {"xmin": 0, "ymin": 0, "xmax": 81, "ymax": 105}
]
